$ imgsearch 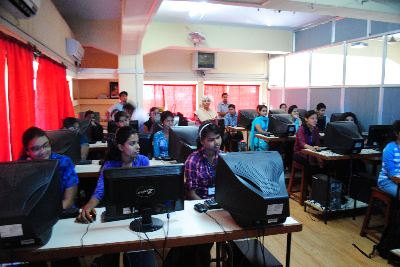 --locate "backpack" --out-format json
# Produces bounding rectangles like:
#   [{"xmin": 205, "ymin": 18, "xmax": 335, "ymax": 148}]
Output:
[{"xmin": 374, "ymin": 221, "xmax": 400, "ymax": 259}]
